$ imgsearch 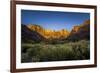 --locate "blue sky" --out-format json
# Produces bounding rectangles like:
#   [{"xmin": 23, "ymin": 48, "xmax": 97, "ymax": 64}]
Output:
[{"xmin": 21, "ymin": 10, "xmax": 90, "ymax": 31}]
